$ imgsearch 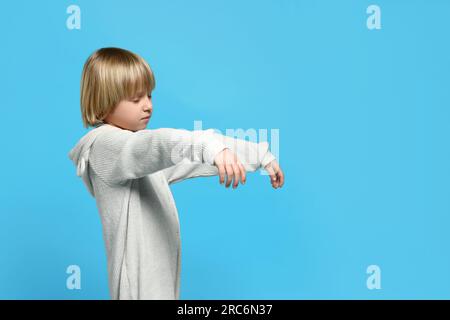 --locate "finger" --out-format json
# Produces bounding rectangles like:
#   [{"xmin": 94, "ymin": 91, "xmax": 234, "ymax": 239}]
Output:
[
  {"xmin": 271, "ymin": 161, "xmax": 280, "ymax": 177},
  {"xmin": 278, "ymin": 169, "xmax": 285, "ymax": 188},
  {"xmin": 238, "ymin": 162, "xmax": 246, "ymax": 185},
  {"xmin": 231, "ymin": 164, "xmax": 239, "ymax": 189},
  {"xmin": 270, "ymin": 174, "xmax": 278, "ymax": 188},
  {"xmin": 225, "ymin": 164, "xmax": 233, "ymax": 188},
  {"xmin": 269, "ymin": 171, "xmax": 277, "ymax": 186},
  {"xmin": 274, "ymin": 171, "xmax": 280, "ymax": 188},
  {"xmin": 232, "ymin": 164, "xmax": 240, "ymax": 189},
  {"xmin": 265, "ymin": 164, "xmax": 277, "ymax": 186},
  {"xmin": 271, "ymin": 169, "xmax": 279, "ymax": 188},
  {"xmin": 217, "ymin": 164, "xmax": 225, "ymax": 185}
]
